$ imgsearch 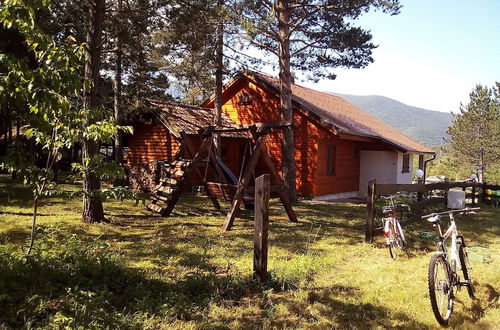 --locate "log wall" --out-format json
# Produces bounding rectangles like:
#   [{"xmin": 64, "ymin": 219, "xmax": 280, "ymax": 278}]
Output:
[
  {"xmin": 126, "ymin": 120, "xmax": 249, "ymax": 191},
  {"xmin": 127, "ymin": 122, "xmax": 179, "ymax": 165},
  {"xmin": 220, "ymin": 79, "xmax": 361, "ymax": 197}
]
